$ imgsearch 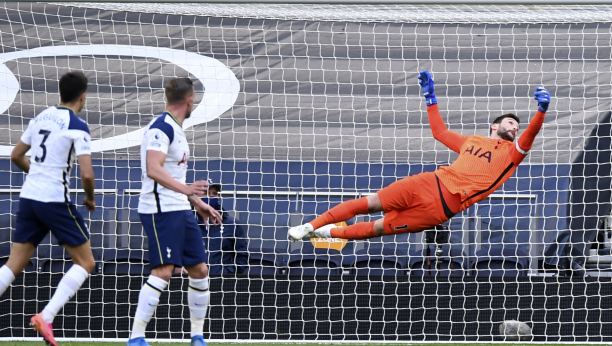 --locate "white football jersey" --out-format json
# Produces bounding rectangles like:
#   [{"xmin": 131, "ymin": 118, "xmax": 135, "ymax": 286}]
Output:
[
  {"xmin": 138, "ymin": 112, "xmax": 191, "ymax": 214},
  {"xmin": 19, "ymin": 105, "xmax": 91, "ymax": 203}
]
